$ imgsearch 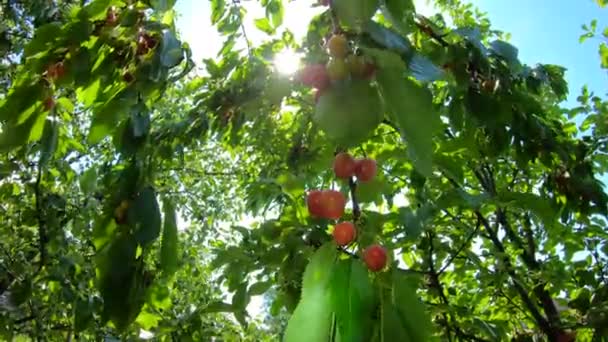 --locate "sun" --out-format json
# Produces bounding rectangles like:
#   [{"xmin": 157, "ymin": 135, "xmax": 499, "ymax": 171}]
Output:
[{"xmin": 274, "ymin": 49, "xmax": 302, "ymax": 75}]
